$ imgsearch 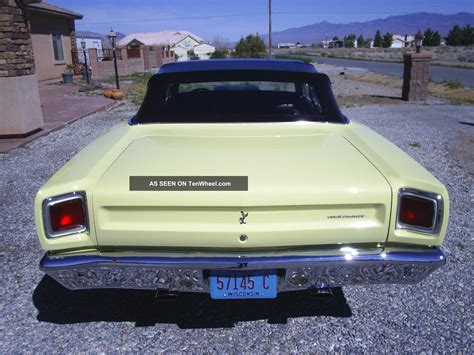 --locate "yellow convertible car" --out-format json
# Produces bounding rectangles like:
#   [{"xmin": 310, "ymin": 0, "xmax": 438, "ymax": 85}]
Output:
[{"xmin": 35, "ymin": 59, "xmax": 448, "ymax": 299}]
